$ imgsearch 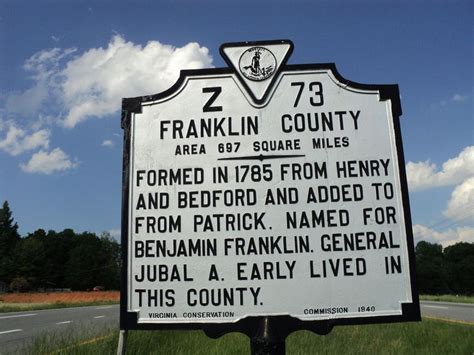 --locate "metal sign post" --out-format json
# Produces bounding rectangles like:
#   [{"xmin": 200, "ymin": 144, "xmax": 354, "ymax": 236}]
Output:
[
  {"xmin": 250, "ymin": 317, "xmax": 285, "ymax": 355},
  {"xmin": 116, "ymin": 329, "xmax": 128, "ymax": 355},
  {"xmin": 119, "ymin": 39, "xmax": 420, "ymax": 353}
]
